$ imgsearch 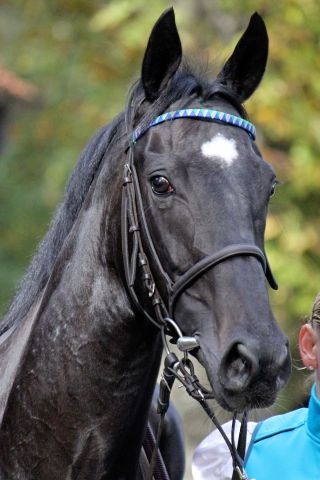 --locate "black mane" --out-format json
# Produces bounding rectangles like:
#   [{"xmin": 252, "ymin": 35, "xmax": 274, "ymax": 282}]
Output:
[{"xmin": 0, "ymin": 62, "xmax": 245, "ymax": 335}]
